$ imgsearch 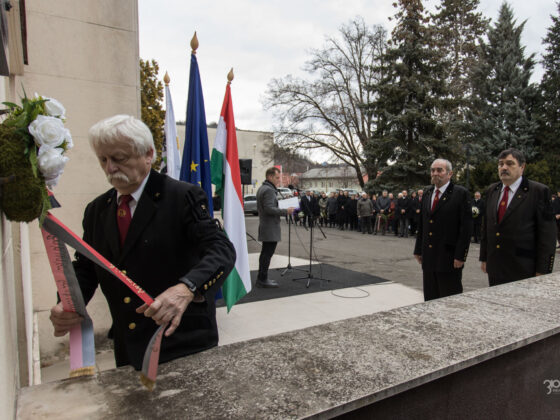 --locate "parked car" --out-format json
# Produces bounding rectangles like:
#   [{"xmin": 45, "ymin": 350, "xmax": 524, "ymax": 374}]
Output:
[
  {"xmin": 276, "ymin": 187, "xmax": 293, "ymax": 199},
  {"xmin": 243, "ymin": 195, "xmax": 258, "ymax": 215}
]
